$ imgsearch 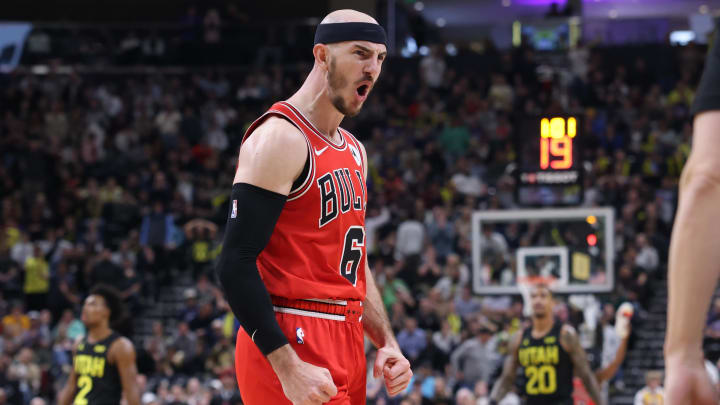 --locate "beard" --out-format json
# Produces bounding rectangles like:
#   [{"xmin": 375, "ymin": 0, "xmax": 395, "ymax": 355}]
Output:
[{"xmin": 328, "ymin": 57, "xmax": 360, "ymax": 117}]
